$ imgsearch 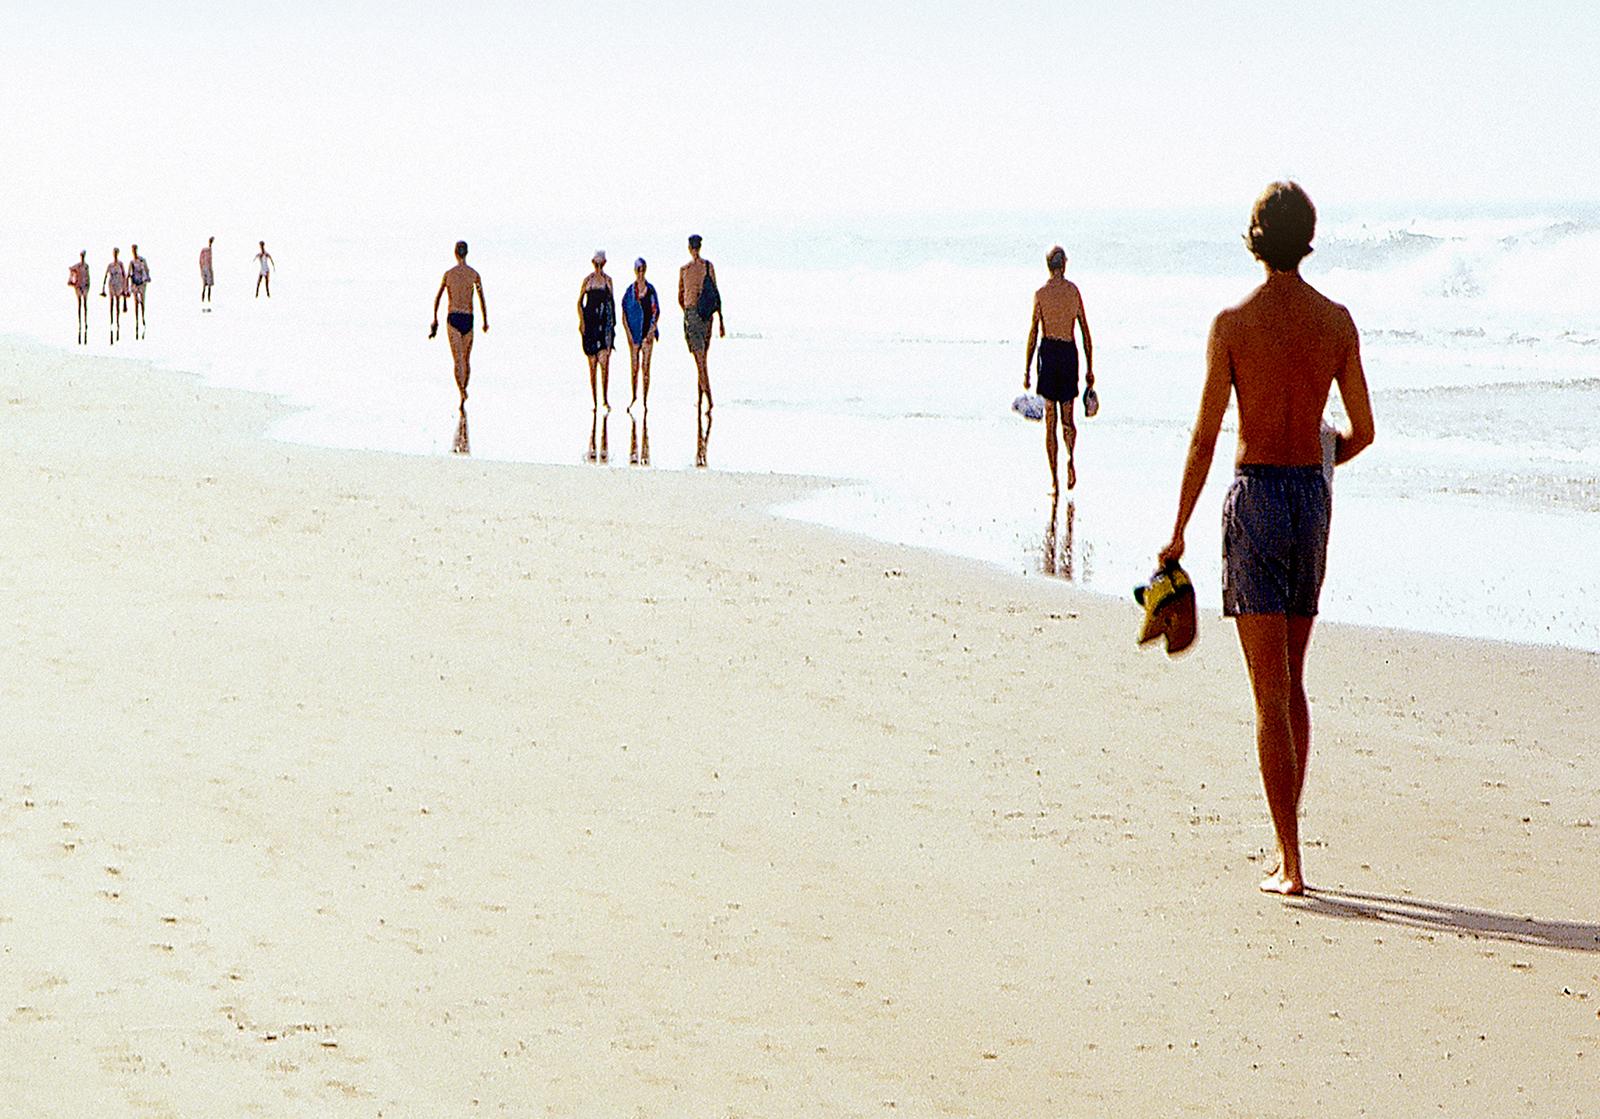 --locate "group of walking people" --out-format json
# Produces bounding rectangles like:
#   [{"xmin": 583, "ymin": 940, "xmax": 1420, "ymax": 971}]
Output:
[
  {"xmin": 69, "ymin": 245, "xmax": 152, "ymax": 345},
  {"xmin": 67, "ymin": 238, "xmax": 277, "ymax": 345},
  {"xmin": 429, "ymin": 234, "xmax": 724, "ymax": 422}
]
